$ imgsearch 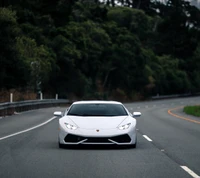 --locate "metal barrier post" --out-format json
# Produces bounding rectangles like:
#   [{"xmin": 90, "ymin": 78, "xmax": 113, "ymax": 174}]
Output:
[
  {"xmin": 40, "ymin": 93, "xmax": 43, "ymax": 100},
  {"xmin": 10, "ymin": 93, "xmax": 13, "ymax": 103}
]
